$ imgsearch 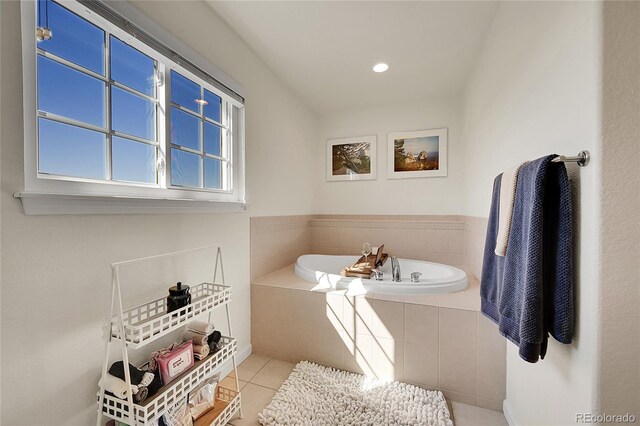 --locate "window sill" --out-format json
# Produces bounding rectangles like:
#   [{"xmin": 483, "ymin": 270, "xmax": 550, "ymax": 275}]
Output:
[{"xmin": 14, "ymin": 191, "xmax": 248, "ymax": 215}]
